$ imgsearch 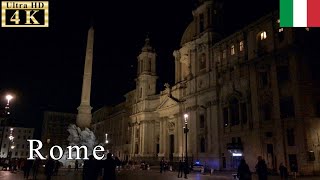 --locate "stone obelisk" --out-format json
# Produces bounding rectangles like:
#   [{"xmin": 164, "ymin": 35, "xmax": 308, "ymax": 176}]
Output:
[{"xmin": 76, "ymin": 26, "xmax": 94, "ymax": 129}]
